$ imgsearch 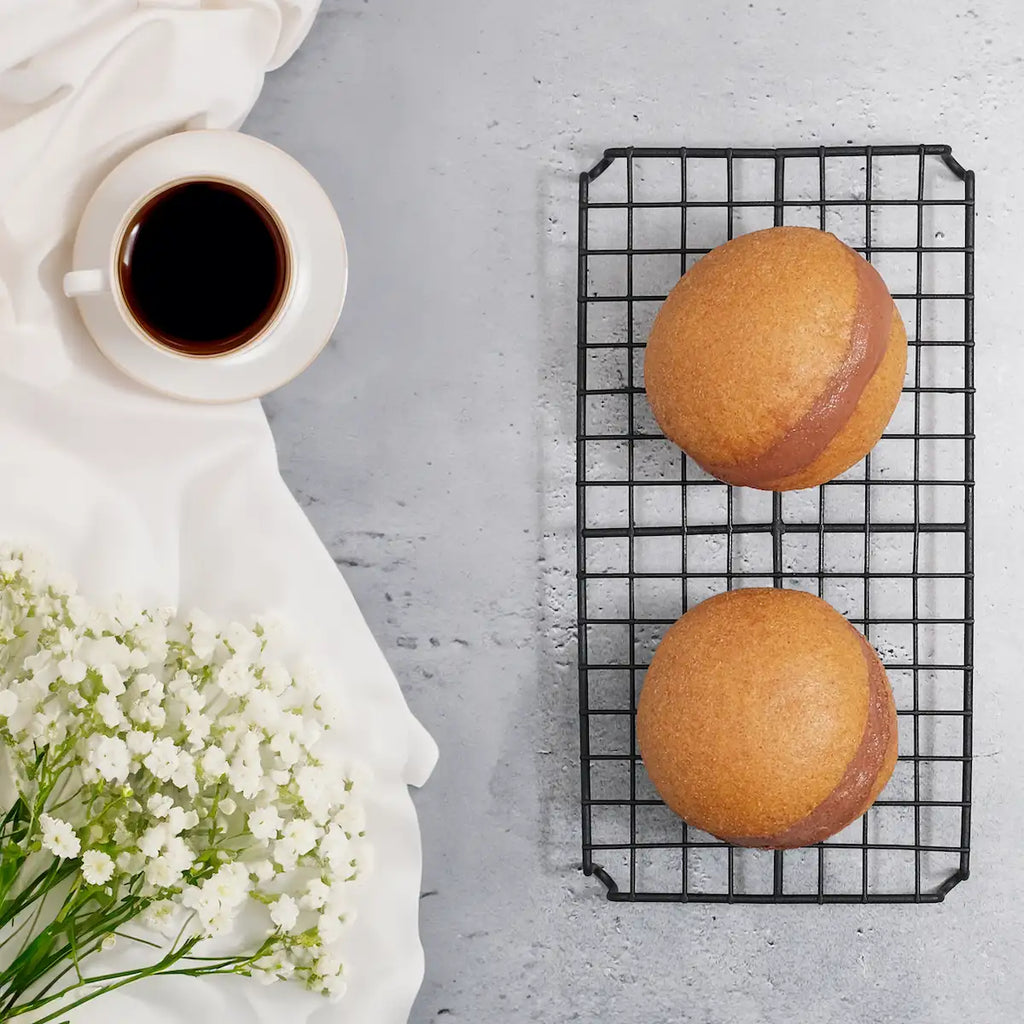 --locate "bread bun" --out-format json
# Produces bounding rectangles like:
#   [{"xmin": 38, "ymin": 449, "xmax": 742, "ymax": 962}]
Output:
[
  {"xmin": 644, "ymin": 226, "xmax": 907, "ymax": 491},
  {"xmin": 636, "ymin": 588, "xmax": 898, "ymax": 848}
]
